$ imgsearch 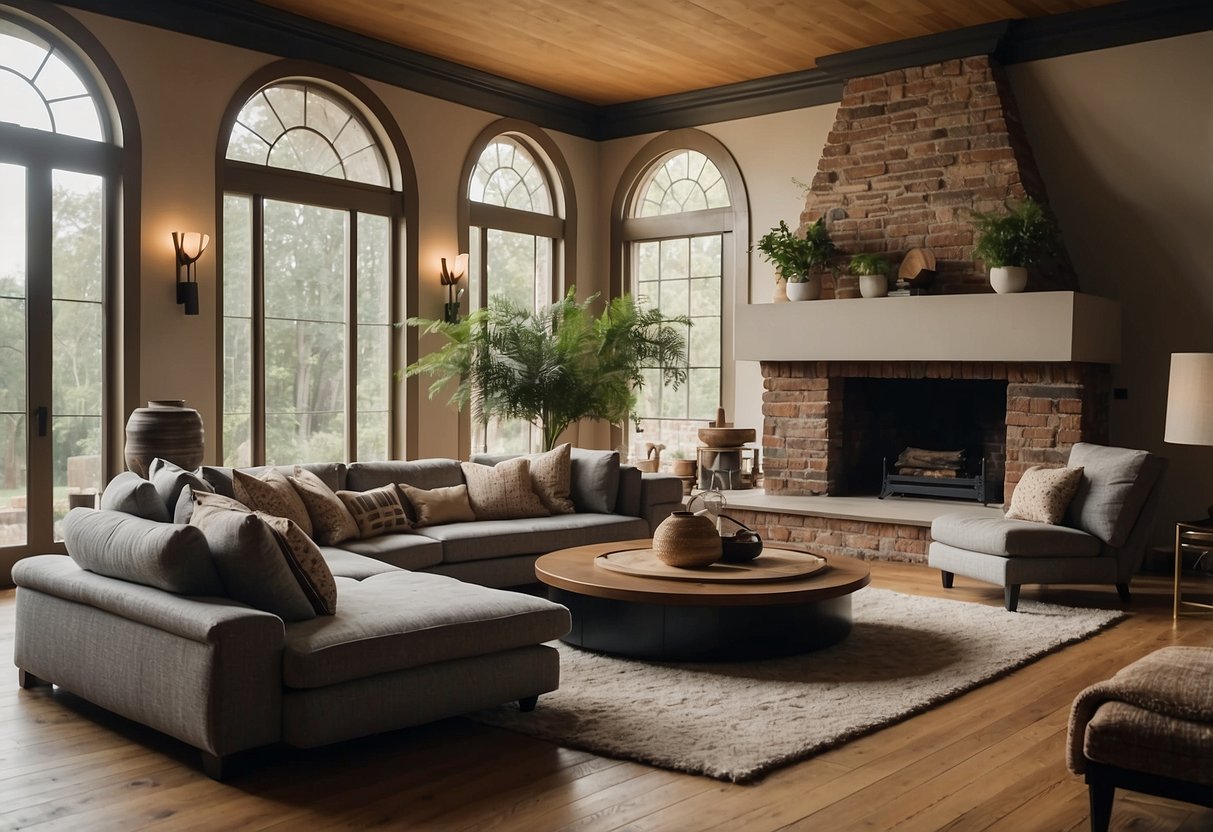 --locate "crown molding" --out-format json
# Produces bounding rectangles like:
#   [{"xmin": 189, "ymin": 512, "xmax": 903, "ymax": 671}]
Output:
[{"xmin": 48, "ymin": 0, "xmax": 1213, "ymax": 140}]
